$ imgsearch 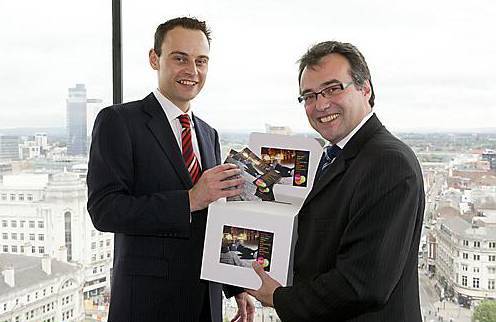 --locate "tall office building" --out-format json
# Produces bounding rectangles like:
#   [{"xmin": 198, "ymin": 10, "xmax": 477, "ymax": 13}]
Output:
[
  {"xmin": 34, "ymin": 133, "xmax": 48, "ymax": 148},
  {"xmin": 66, "ymin": 84, "xmax": 88, "ymax": 156},
  {"xmin": 66, "ymin": 84, "xmax": 103, "ymax": 156},
  {"xmin": 0, "ymin": 135, "xmax": 20, "ymax": 161}
]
